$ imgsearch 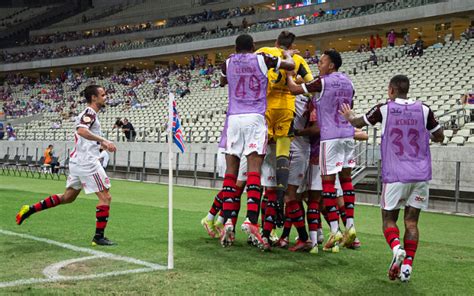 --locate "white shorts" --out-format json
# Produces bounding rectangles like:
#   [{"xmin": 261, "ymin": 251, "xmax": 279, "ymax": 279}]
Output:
[
  {"xmin": 381, "ymin": 181, "xmax": 429, "ymax": 211},
  {"xmin": 319, "ymin": 138, "xmax": 356, "ymax": 175},
  {"xmin": 261, "ymin": 144, "xmax": 276, "ymax": 187},
  {"xmin": 288, "ymin": 150, "xmax": 309, "ymax": 187},
  {"xmin": 303, "ymin": 164, "xmax": 342, "ymax": 196},
  {"xmin": 225, "ymin": 114, "xmax": 267, "ymax": 157},
  {"xmin": 66, "ymin": 166, "xmax": 111, "ymax": 194},
  {"xmin": 217, "ymin": 147, "xmax": 248, "ymax": 181}
]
